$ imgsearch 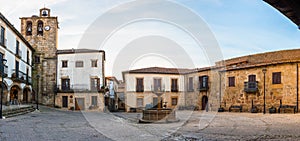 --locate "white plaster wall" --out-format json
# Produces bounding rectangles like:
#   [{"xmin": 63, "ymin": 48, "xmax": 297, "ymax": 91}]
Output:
[
  {"xmin": 124, "ymin": 73, "xmax": 184, "ymax": 92},
  {"xmin": 57, "ymin": 52, "xmax": 104, "ymax": 90},
  {"xmin": 0, "ymin": 18, "xmax": 33, "ymax": 81}
]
